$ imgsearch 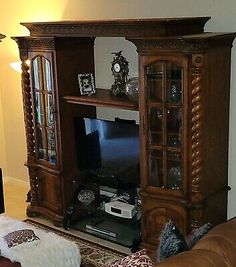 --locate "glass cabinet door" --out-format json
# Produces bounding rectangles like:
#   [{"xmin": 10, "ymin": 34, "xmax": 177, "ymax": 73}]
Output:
[
  {"xmin": 32, "ymin": 55, "xmax": 57, "ymax": 165},
  {"xmin": 146, "ymin": 61, "xmax": 183, "ymax": 191}
]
